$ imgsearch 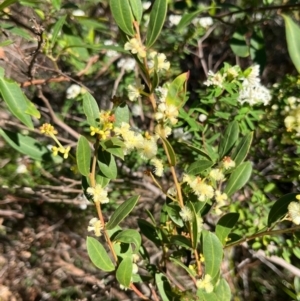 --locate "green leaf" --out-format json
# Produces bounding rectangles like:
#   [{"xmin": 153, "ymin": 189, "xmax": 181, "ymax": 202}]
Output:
[
  {"xmin": 86, "ymin": 236, "xmax": 115, "ymax": 272},
  {"xmin": 215, "ymin": 213, "xmax": 239, "ymax": 245},
  {"xmin": 214, "ymin": 111, "xmax": 231, "ymax": 120},
  {"xmin": 282, "ymin": 14, "xmax": 300, "ymax": 73},
  {"xmin": 179, "ymin": 141, "xmax": 212, "ymax": 161},
  {"xmin": 218, "ymin": 120, "xmax": 239, "ymax": 159},
  {"xmin": 197, "ymin": 290, "xmax": 218, "ymax": 301},
  {"xmin": 224, "ymin": 162, "xmax": 252, "ymax": 196},
  {"xmin": 160, "ymin": 136, "xmax": 176, "ymax": 166},
  {"xmin": 190, "ymin": 202, "xmax": 199, "ymax": 249},
  {"xmin": 106, "ymin": 195, "xmax": 139, "ymax": 230},
  {"xmin": 113, "ymin": 229, "xmax": 141, "ymax": 252},
  {"xmin": 109, "ymin": 0, "xmax": 135, "ymax": 36},
  {"xmin": 231, "ymin": 132, "xmax": 253, "ymax": 166},
  {"xmin": 83, "ymin": 92, "xmax": 99, "ymax": 127},
  {"xmin": 137, "ymin": 219, "xmax": 160, "ymax": 246},
  {"xmin": 97, "ymin": 148, "xmax": 117, "ymax": 179},
  {"xmin": 165, "ymin": 72, "xmax": 189, "ymax": 109},
  {"xmin": 51, "ymin": 15, "xmax": 66, "ymax": 48},
  {"xmin": 169, "ymin": 257, "xmax": 196, "ymax": 278},
  {"xmin": 146, "ymin": 0, "xmax": 167, "ymax": 48},
  {"xmin": 116, "ymin": 256, "xmax": 133, "ymax": 288},
  {"xmin": 204, "ymin": 142, "xmax": 219, "ymax": 162},
  {"xmin": 202, "ymin": 230, "xmax": 223, "ymax": 279},
  {"xmin": 250, "ymin": 27, "xmax": 266, "ymax": 70},
  {"xmin": 151, "ymin": 70, "xmax": 160, "ymax": 93},
  {"xmin": 0, "ymin": 40, "xmax": 13, "ymax": 47},
  {"xmin": 0, "ymin": 0, "xmax": 18, "ymax": 10},
  {"xmin": 0, "ymin": 72, "xmax": 33, "ymax": 129},
  {"xmin": 187, "ymin": 160, "xmax": 214, "ymax": 175},
  {"xmin": 76, "ymin": 136, "xmax": 91, "ymax": 177},
  {"xmin": 129, "ymin": 0, "xmax": 142, "ymax": 23},
  {"xmin": 230, "ymin": 27, "xmax": 249, "ymax": 57},
  {"xmin": 170, "ymin": 235, "xmax": 192, "ymax": 249},
  {"xmin": 24, "ymin": 97, "xmax": 41, "ymax": 119},
  {"xmin": 51, "ymin": 0, "xmax": 61, "ymax": 10},
  {"xmin": 176, "ymin": 7, "xmax": 212, "ymax": 31},
  {"xmin": 0, "ymin": 23, "xmax": 32, "ymax": 40},
  {"xmin": 101, "ymin": 138, "xmax": 125, "ymax": 160},
  {"xmin": 95, "ymin": 174, "xmax": 110, "ymax": 188},
  {"xmin": 155, "ymin": 272, "xmax": 172, "ymax": 301},
  {"xmin": 0, "ymin": 128, "xmax": 52, "ymax": 161},
  {"xmin": 165, "ymin": 204, "xmax": 183, "ymax": 227},
  {"xmin": 214, "ymin": 279, "xmax": 231, "ymax": 301},
  {"xmin": 268, "ymin": 193, "xmax": 298, "ymax": 226},
  {"xmin": 114, "ymin": 104, "xmax": 130, "ymax": 127}
]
